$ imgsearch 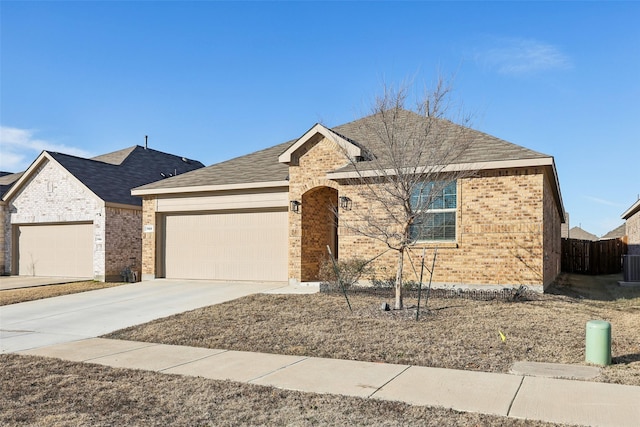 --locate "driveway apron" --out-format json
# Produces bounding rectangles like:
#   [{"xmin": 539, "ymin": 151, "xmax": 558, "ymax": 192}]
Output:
[{"xmin": 0, "ymin": 279, "xmax": 285, "ymax": 353}]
